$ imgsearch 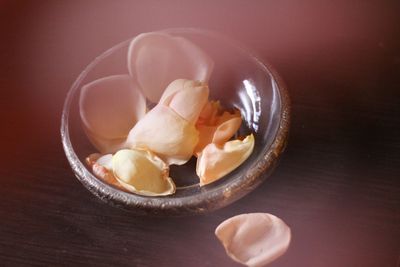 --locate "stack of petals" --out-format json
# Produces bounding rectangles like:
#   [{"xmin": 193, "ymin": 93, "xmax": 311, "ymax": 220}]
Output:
[{"xmin": 80, "ymin": 32, "xmax": 255, "ymax": 196}]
